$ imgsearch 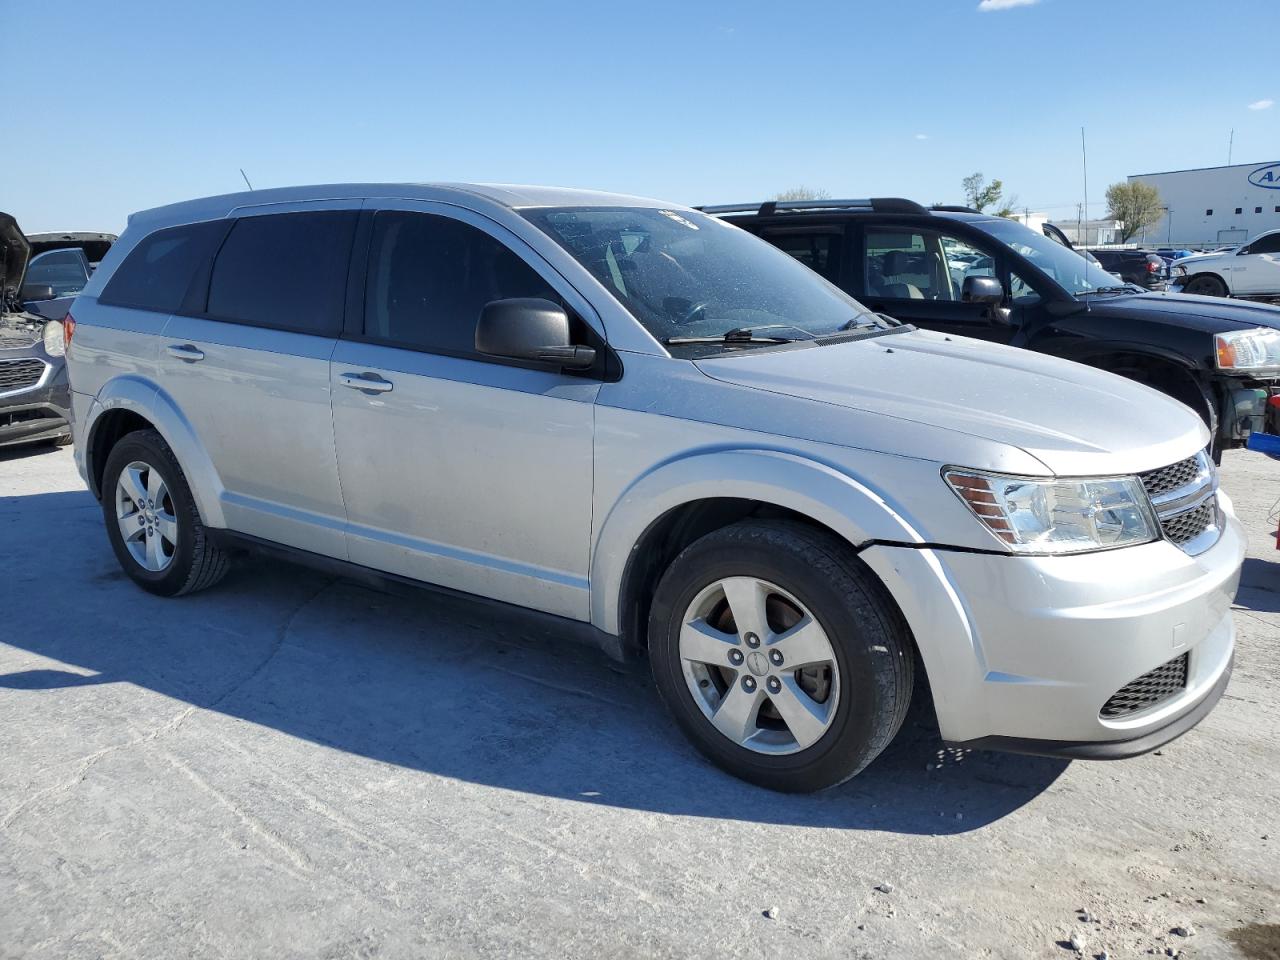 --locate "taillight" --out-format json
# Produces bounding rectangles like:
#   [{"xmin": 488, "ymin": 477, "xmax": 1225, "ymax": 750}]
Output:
[
  {"xmin": 1147, "ymin": 260, "xmax": 1160, "ymax": 273},
  {"xmin": 64, "ymin": 311, "xmax": 76, "ymax": 344}
]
